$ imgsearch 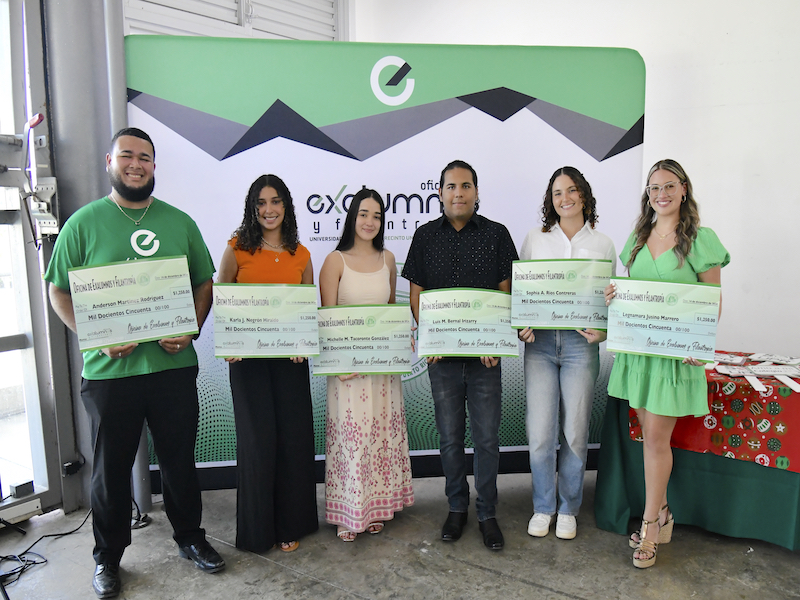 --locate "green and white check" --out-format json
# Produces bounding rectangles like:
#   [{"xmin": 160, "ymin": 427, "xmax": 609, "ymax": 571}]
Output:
[
  {"xmin": 606, "ymin": 277, "xmax": 720, "ymax": 362},
  {"xmin": 68, "ymin": 256, "xmax": 198, "ymax": 351},
  {"xmin": 313, "ymin": 304, "xmax": 411, "ymax": 375},
  {"xmin": 418, "ymin": 288, "xmax": 518, "ymax": 358},
  {"xmin": 213, "ymin": 284, "xmax": 319, "ymax": 358},
  {"xmin": 511, "ymin": 259, "xmax": 611, "ymax": 330}
]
